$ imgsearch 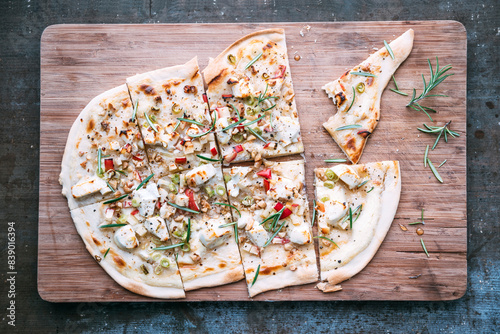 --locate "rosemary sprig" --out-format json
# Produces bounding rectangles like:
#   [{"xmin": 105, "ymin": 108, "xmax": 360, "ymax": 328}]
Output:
[
  {"xmin": 407, "ymin": 57, "xmax": 453, "ymax": 121},
  {"xmin": 357, "ymin": 179, "xmax": 369, "ymax": 188},
  {"xmin": 247, "ymin": 127, "xmax": 267, "ymax": 143},
  {"xmin": 438, "ymin": 159, "xmax": 447, "ymax": 167},
  {"xmin": 243, "ymin": 114, "xmax": 266, "ymax": 127},
  {"xmin": 99, "ymin": 223, "xmax": 127, "ymax": 229},
  {"xmin": 213, "ymin": 202, "xmax": 241, "ymax": 217},
  {"xmin": 131, "ymin": 100, "xmax": 138, "ymax": 122},
  {"xmin": 245, "ymin": 52, "xmax": 262, "ymax": 70},
  {"xmin": 311, "ymin": 200, "xmax": 317, "ymax": 227},
  {"xmin": 173, "ymin": 120, "xmax": 181, "ymax": 132},
  {"xmin": 218, "ymin": 221, "xmax": 237, "ymax": 228},
  {"xmin": 177, "ymin": 118, "xmax": 205, "ymax": 127},
  {"xmin": 167, "ymin": 201, "xmax": 200, "ymax": 214},
  {"xmin": 348, "ymin": 207, "xmax": 353, "ymax": 229},
  {"xmin": 103, "ymin": 247, "xmax": 110, "ymax": 258},
  {"xmin": 383, "ymin": 40, "xmax": 395, "ymax": 60},
  {"xmin": 234, "ymin": 224, "xmax": 238, "ymax": 244},
  {"xmin": 366, "ymin": 187, "xmax": 374, "ymax": 193},
  {"xmin": 222, "ymin": 118, "xmax": 247, "ymax": 132},
  {"xmin": 418, "ymin": 121, "xmax": 459, "ymax": 150},
  {"xmin": 188, "ymin": 110, "xmax": 217, "ymax": 138},
  {"xmin": 420, "ymin": 238, "xmax": 430, "ymax": 257},
  {"xmin": 103, "ymin": 194, "xmax": 128, "ymax": 204},
  {"xmin": 427, "ymin": 158, "xmax": 443, "ymax": 183},
  {"xmin": 97, "ymin": 147, "xmax": 103, "ymax": 177},
  {"xmin": 196, "ymin": 154, "xmax": 222, "ymax": 162},
  {"xmin": 136, "ymin": 173, "xmax": 154, "ymax": 191},
  {"xmin": 324, "ymin": 158, "xmax": 347, "ymax": 163},
  {"xmin": 335, "ymin": 124, "xmax": 361, "ymax": 131},
  {"xmin": 390, "ymin": 75, "xmax": 408, "ymax": 96},
  {"xmin": 345, "ymin": 87, "xmax": 355, "ymax": 112},
  {"xmin": 153, "ymin": 243, "xmax": 185, "ymax": 251},
  {"xmin": 144, "ymin": 112, "xmax": 158, "ymax": 133},
  {"xmin": 251, "ymin": 264, "xmax": 260, "ymax": 287},
  {"xmin": 350, "ymin": 71, "xmax": 377, "ymax": 77},
  {"xmin": 409, "ymin": 208, "xmax": 425, "ymax": 225},
  {"xmin": 263, "ymin": 220, "xmax": 287, "ymax": 247},
  {"xmin": 313, "ymin": 236, "xmax": 339, "ymax": 248},
  {"xmin": 424, "ymin": 145, "xmax": 429, "ymax": 167},
  {"xmin": 106, "ymin": 181, "xmax": 116, "ymax": 193}
]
